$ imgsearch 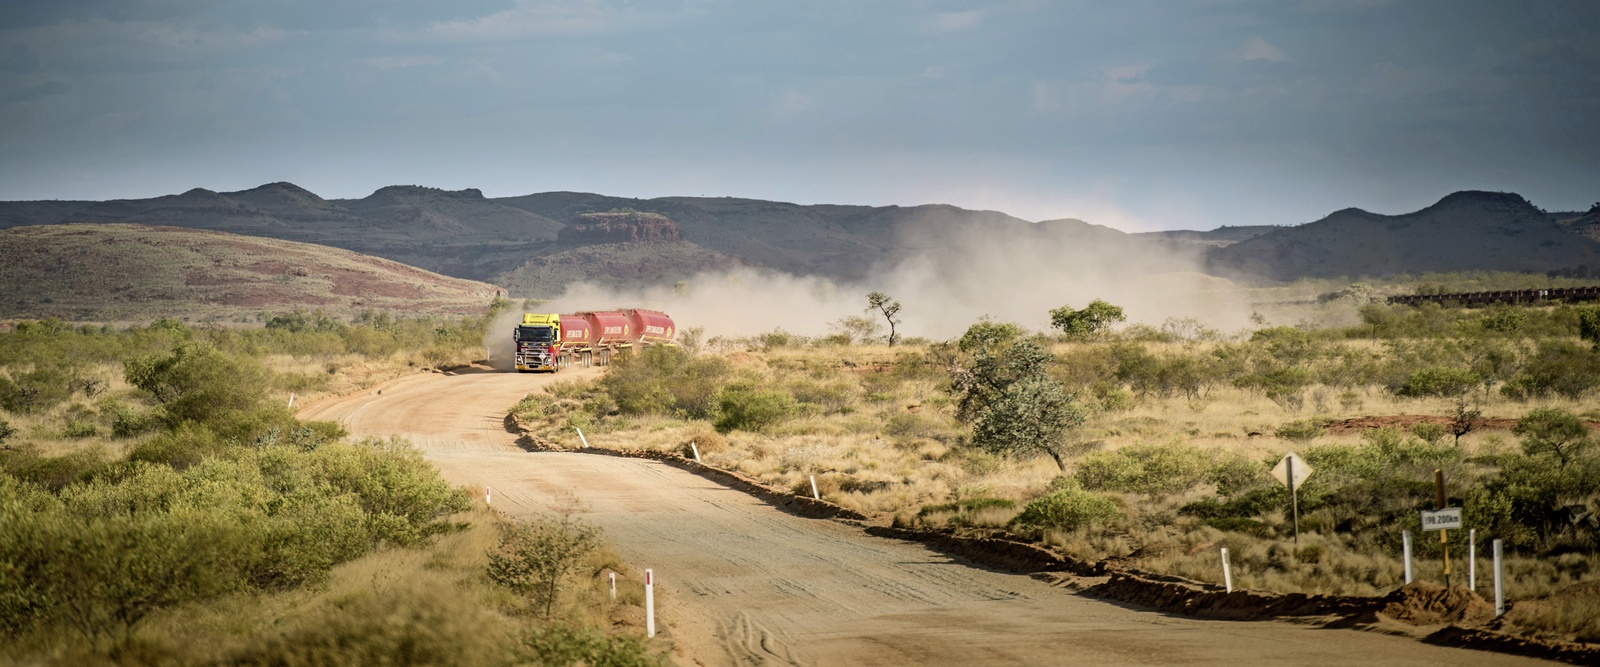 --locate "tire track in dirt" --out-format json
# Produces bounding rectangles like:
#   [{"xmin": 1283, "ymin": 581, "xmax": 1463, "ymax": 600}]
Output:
[{"xmin": 304, "ymin": 370, "xmax": 1550, "ymax": 667}]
